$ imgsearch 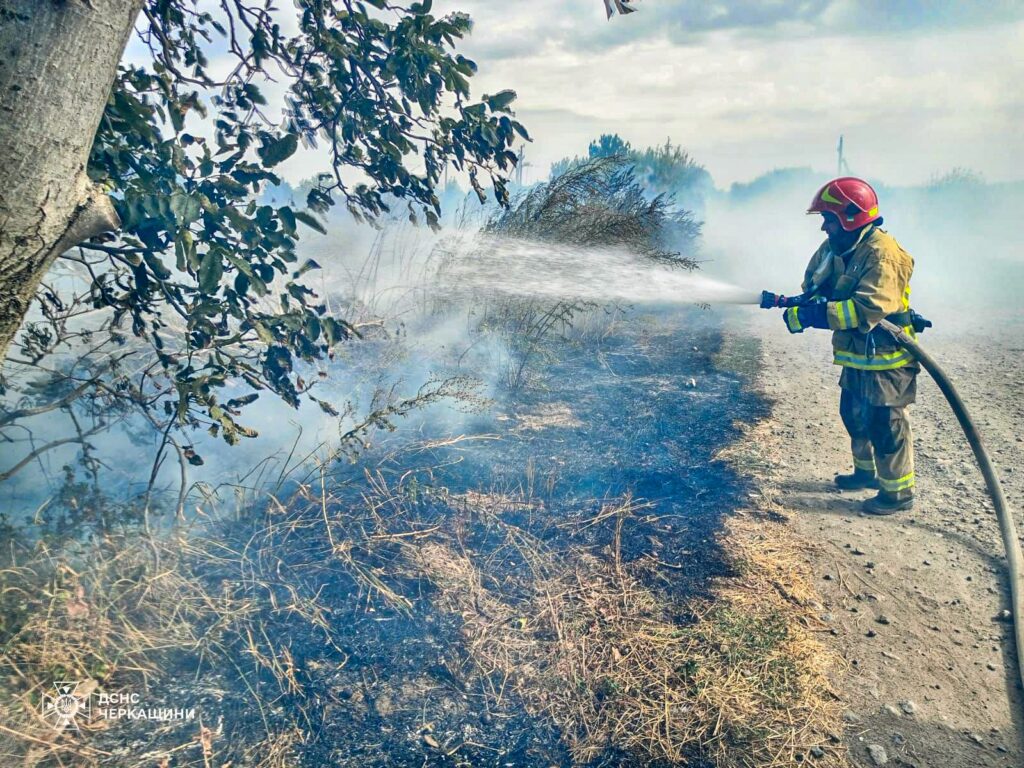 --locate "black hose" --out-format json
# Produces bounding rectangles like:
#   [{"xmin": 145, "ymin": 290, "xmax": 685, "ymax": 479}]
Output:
[{"xmin": 879, "ymin": 319, "xmax": 1024, "ymax": 692}]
